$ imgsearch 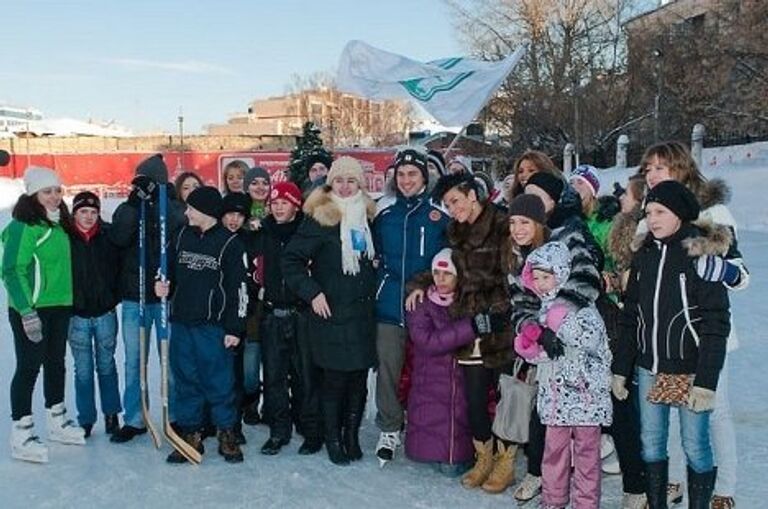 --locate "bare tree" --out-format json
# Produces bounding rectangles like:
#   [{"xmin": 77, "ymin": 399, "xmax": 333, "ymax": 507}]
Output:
[{"xmin": 445, "ymin": 0, "xmax": 639, "ymax": 162}]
